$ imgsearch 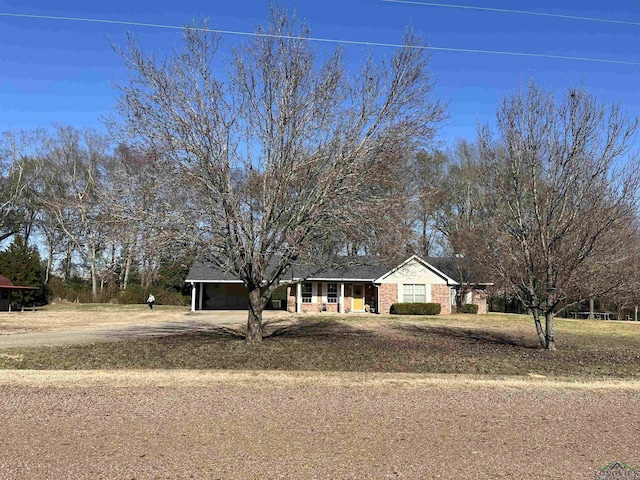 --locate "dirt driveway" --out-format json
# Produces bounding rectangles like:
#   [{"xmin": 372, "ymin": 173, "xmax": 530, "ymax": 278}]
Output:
[
  {"xmin": 0, "ymin": 308, "xmax": 289, "ymax": 349},
  {"xmin": 0, "ymin": 371, "xmax": 638, "ymax": 479}
]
